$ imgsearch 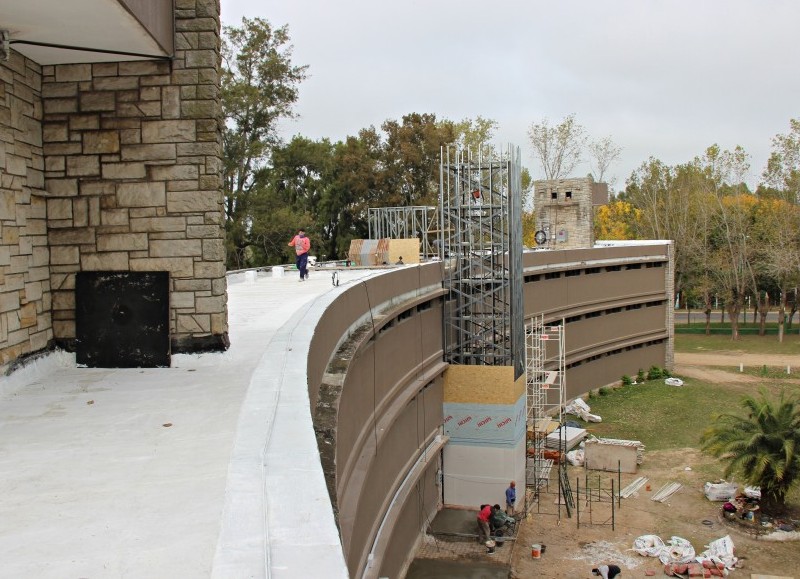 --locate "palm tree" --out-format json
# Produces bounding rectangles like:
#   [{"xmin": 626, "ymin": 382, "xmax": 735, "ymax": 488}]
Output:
[{"xmin": 701, "ymin": 388, "xmax": 800, "ymax": 511}]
